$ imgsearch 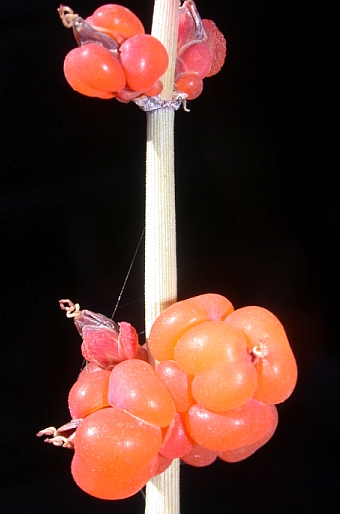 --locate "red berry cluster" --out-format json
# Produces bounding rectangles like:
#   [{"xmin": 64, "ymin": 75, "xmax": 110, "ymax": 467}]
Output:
[
  {"xmin": 38, "ymin": 294, "xmax": 297, "ymax": 500},
  {"xmin": 59, "ymin": 4, "xmax": 169, "ymax": 101},
  {"xmin": 58, "ymin": 2, "xmax": 226, "ymax": 103},
  {"xmin": 175, "ymin": 0, "xmax": 226, "ymax": 99}
]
